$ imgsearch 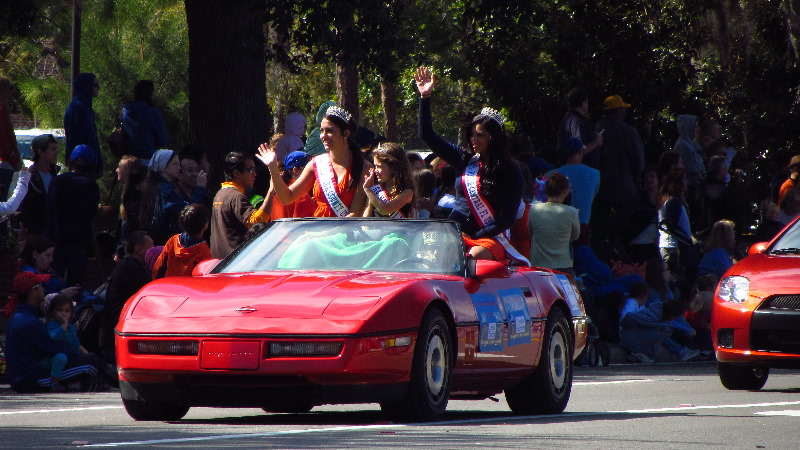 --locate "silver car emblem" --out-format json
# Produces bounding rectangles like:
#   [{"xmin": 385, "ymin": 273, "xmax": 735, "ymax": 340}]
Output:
[{"xmin": 236, "ymin": 306, "xmax": 259, "ymax": 313}]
